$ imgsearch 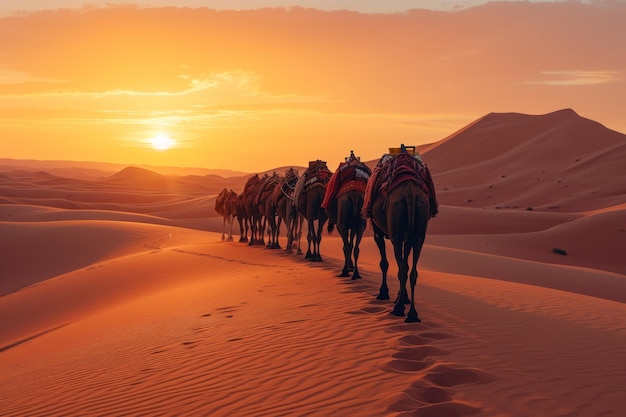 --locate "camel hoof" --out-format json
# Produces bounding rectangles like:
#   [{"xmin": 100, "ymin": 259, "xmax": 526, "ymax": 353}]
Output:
[
  {"xmin": 351, "ymin": 273, "xmax": 361, "ymax": 280},
  {"xmin": 228, "ymin": 237, "xmax": 233, "ymax": 242},
  {"xmin": 391, "ymin": 304, "xmax": 405, "ymax": 317},
  {"xmin": 297, "ymin": 249, "xmax": 303, "ymax": 255},
  {"xmin": 339, "ymin": 271, "xmax": 350, "ymax": 277},
  {"xmin": 376, "ymin": 290, "xmax": 389, "ymax": 300},
  {"xmin": 285, "ymin": 248, "xmax": 293, "ymax": 254},
  {"xmin": 405, "ymin": 311, "xmax": 421, "ymax": 323}
]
